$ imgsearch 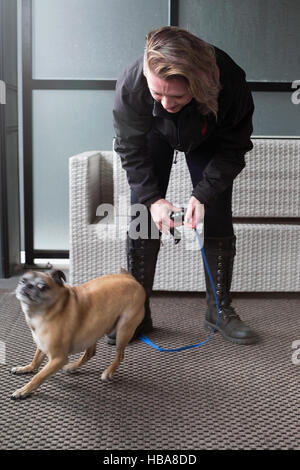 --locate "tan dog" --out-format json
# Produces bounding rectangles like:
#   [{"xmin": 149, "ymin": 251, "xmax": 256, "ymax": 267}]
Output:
[{"xmin": 11, "ymin": 269, "xmax": 145, "ymax": 400}]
